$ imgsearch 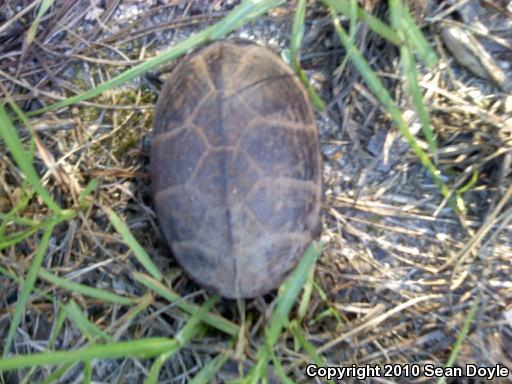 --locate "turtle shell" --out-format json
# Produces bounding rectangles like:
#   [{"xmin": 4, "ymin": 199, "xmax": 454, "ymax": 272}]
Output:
[{"xmin": 151, "ymin": 40, "xmax": 321, "ymax": 299}]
